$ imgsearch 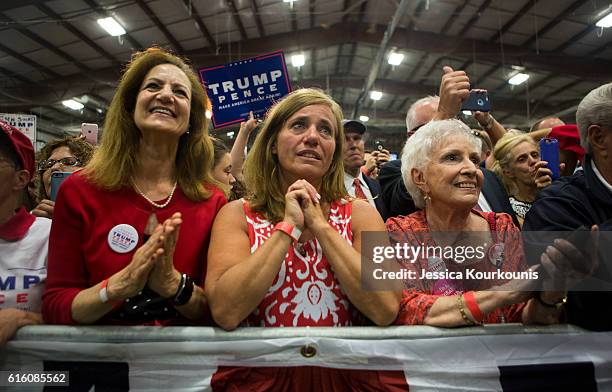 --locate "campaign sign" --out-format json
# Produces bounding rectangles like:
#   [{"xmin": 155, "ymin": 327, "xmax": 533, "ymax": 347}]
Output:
[
  {"xmin": 199, "ymin": 50, "xmax": 291, "ymax": 128},
  {"xmin": 0, "ymin": 113, "xmax": 36, "ymax": 145}
]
